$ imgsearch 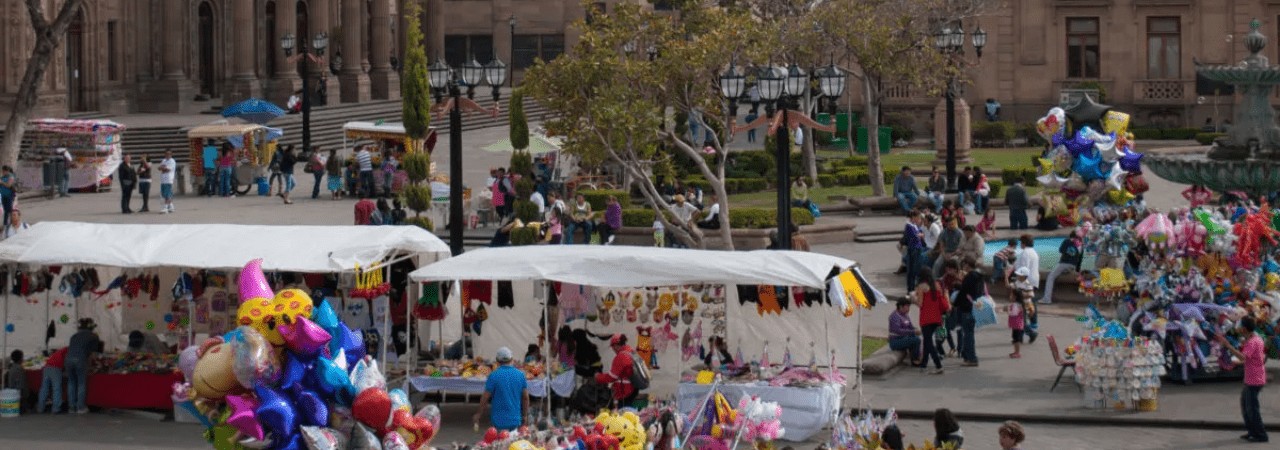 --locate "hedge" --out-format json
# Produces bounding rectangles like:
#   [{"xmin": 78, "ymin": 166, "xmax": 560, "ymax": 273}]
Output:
[
  {"xmin": 510, "ymin": 226, "xmax": 539, "ymax": 245},
  {"xmin": 1020, "ymin": 124, "xmax": 1048, "ymax": 147},
  {"xmin": 679, "ymin": 177, "xmax": 770, "ymax": 194},
  {"xmin": 577, "ymin": 189, "xmax": 631, "ymax": 211},
  {"xmin": 619, "ymin": 207, "xmax": 814, "ymax": 229},
  {"xmin": 834, "ymin": 168, "xmax": 869, "ymax": 186},
  {"xmin": 1129, "ymin": 127, "xmax": 1161, "ymax": 140},
  {"xmin": 1195, "ymin": 132, "xmax": 1226, "ymax": 145},
  {"xmin": 816, "ymin": 174, "xmax": 837, "ymax": 187},
  {"xmin": 1129, "ymin": 127, "xmax": 1201, "ymax": 140},
  {"xmin": 972, "ymin": 121, "xmax": 1018, "ymax": 148},
  {"xmin": 1000, "ymin": 167, "xmax": 1039, "ymax": 187},
  {"xmin": 987, "ymin": 179, "xmax": 1004, "ymax": 198},
  {"xmin": 831, "ymin": 156, "xmax": 869, "ymax": 169}
]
